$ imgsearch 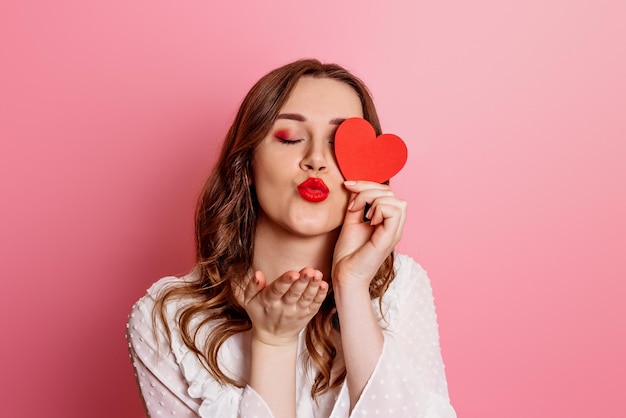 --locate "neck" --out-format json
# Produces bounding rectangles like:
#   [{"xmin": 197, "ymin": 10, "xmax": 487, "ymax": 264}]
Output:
[{"xmin": 253, "ymin": 217, "xmax": 339, "ymax": 284}]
